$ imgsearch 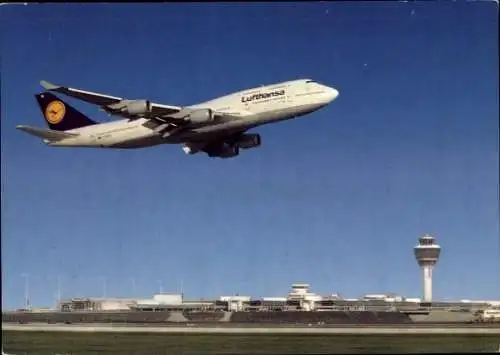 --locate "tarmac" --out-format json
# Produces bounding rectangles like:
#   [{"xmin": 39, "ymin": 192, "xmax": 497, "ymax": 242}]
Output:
[{"xmin": 3, "ymin": 323, "xmax": 500, "ymax": 334}]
